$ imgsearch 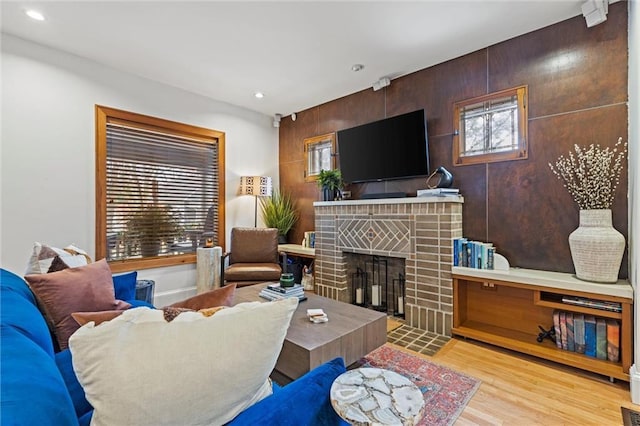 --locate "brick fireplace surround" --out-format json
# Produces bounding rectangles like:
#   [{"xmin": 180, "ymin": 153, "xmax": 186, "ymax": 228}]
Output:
[{"xmin": 313, "ymin": 197, "xmax": 463, "ymax": 336}]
